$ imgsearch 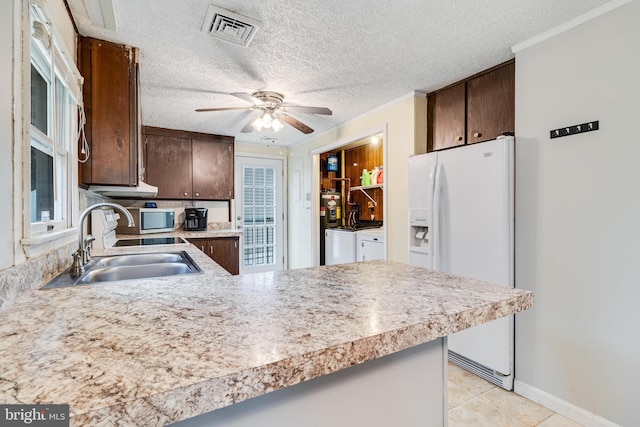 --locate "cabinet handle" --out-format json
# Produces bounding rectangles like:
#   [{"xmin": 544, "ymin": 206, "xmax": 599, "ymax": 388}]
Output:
[
  {"xmin": 209, "ymin": 246, "xmax": 213, "ymax": 255},
  {"xmin": 473, "ymin": 132, "xmax": 482, "ymax": 138},
  {"xmin": 184, "ymin": 192, "xmax": 188, "ymax": 196},
  {"xmin": 234, "ymin": 241, "xmax": 237, "ymax": 248},
  {"xmin": 456, "ymin": 136, "xmax": 463, "ymax": 142},
  {"xmin": 195, "ymin": 192, "xmax": 200, "ymax": 197}
]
